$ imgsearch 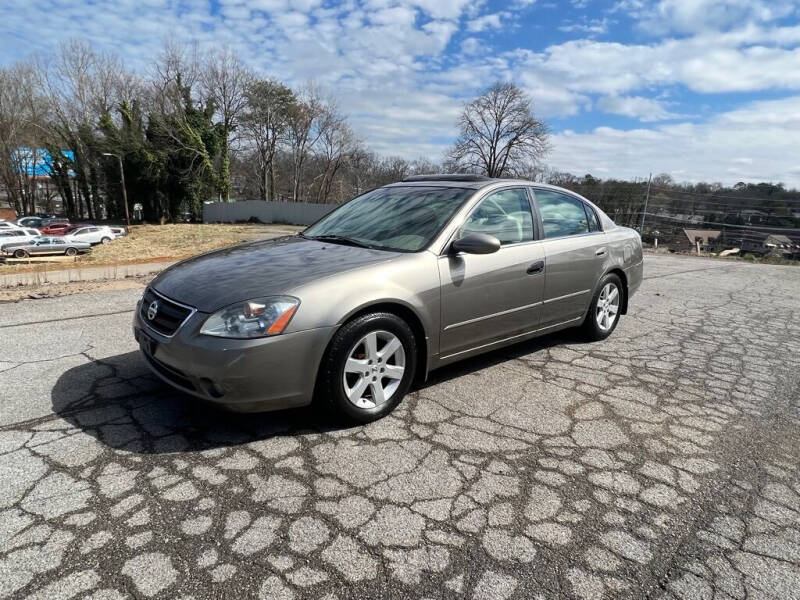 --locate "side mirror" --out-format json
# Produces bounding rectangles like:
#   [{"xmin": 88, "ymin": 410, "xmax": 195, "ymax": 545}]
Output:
[{"xmin": 451, "ymin": 233, "xmax": 501, "ymax": 255}]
